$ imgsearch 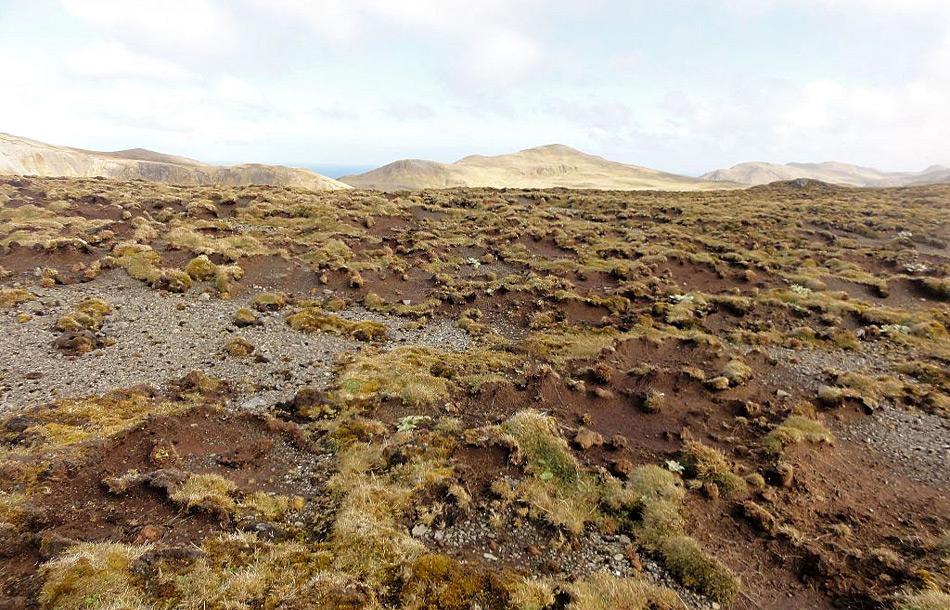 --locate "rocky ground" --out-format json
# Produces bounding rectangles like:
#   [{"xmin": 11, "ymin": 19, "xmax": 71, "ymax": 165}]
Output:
[
  {"xmin": 0, "ymin": 272, "xmax": 470, "ymax": 412},
  {"xmin": 0, "ymin": 176, "xmax": 947, "ymax": 610}
]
